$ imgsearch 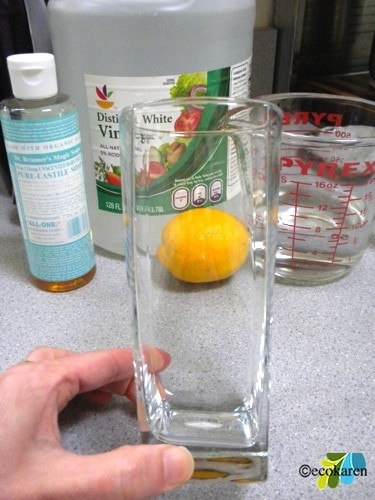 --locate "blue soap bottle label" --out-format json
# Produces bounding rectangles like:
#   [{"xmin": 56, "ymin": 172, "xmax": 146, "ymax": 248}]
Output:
[{"xmin": 1, "ymin": 110, "xmax": 95, "ymax": 282}]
